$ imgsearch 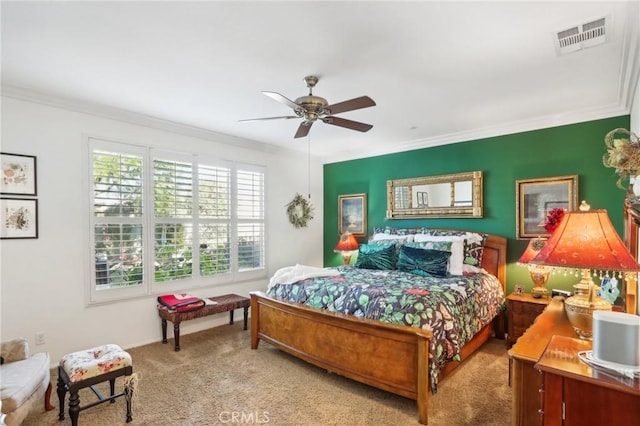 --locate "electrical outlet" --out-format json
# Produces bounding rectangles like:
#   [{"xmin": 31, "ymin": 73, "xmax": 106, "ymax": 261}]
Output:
[{"xmin": 35, "ymin": 332, "xmax": 45, "ymax": 345}]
